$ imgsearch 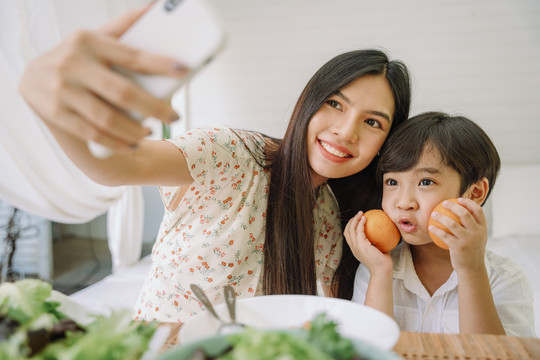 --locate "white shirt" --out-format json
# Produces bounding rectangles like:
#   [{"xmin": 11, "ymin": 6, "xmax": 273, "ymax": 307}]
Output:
[{"xmin": 352, "ymin": 242, "xmax": 536, "ymax": 337}]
